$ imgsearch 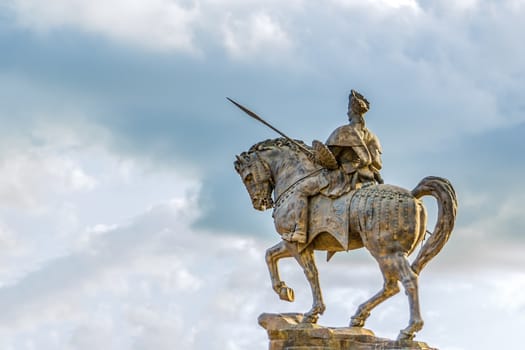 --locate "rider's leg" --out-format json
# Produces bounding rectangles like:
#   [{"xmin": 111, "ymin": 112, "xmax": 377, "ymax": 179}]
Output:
[
  {"xmin": 291, "ymin": 195, "xmax": 308, "ymax": 243},
  {"xmin": 282, "ymin": 194, "xmax": 308, "ymax": 243},
  {"xmin": 282, "ymin": 176, "xmax": 325, "ymax": 244}
]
